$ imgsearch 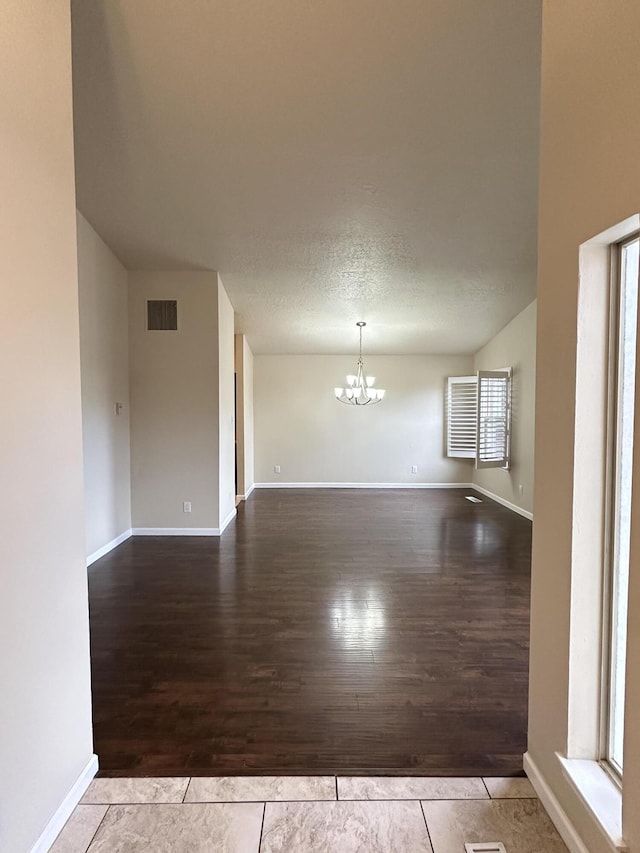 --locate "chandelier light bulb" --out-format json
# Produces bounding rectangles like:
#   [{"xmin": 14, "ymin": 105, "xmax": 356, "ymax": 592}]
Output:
[{"xmin": 334, "ymin": 322, "xmax": 385, "ymax": 406}]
